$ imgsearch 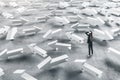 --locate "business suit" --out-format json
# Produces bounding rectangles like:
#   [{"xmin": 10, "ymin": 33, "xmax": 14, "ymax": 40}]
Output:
[{"xmin": 85, "ymin": 31, "xmax": 93, "ymax": 56}]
